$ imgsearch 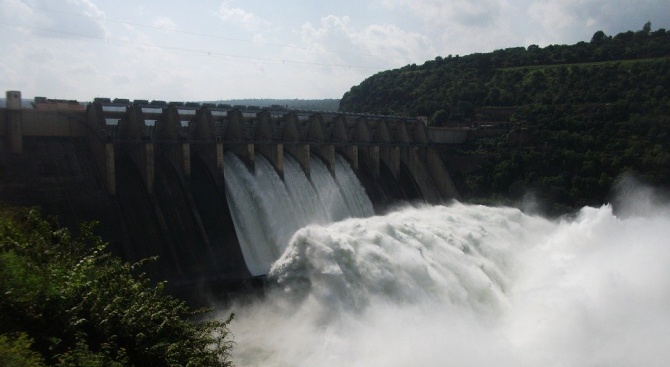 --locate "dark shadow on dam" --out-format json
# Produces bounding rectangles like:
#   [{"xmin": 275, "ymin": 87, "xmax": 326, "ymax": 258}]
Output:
[
  {"xmin": 398, "ymin": 162, "xmax": 423, "ymax": 203},
  {"xmin": 188, "ymin": 157, "xmax": 250, "ymax": 281},
  {"xmin": 114, "ymin": 157, "xmax": 179, "ymax": 282},
  {"xmin": 1, "ymin": 103, "xmax": 459, "ymax": 304},
  {"xmin": 0, "ymin": 137, "xmax": 121, "ymax": 240},
  {"xmin": 355, "ymin": 161, "xmax": 424, "ymax": 212},
  {"xmin": 114, "ymin": 156, "xmax": 252, "ymax": 298}
]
